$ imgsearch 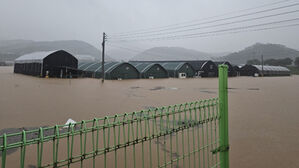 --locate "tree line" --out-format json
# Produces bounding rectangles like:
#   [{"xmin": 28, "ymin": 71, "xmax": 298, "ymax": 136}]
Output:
[{"xmin": 247, "ymin": 57, "xmax": 299, "ymax": 67}]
